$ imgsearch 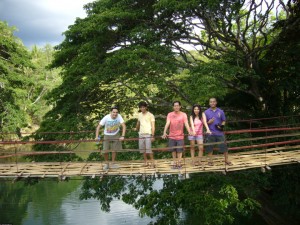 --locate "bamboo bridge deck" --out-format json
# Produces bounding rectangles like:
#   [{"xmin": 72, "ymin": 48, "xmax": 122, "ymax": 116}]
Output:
[{"xmin": 1, "ymin": 145, "xmax": 299, "ymax": 179}]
